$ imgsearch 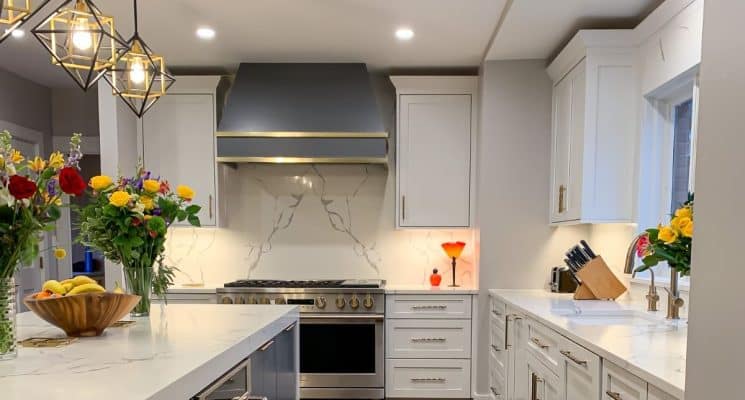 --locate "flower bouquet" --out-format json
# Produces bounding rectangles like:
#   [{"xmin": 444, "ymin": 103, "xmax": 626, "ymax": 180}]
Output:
[
  {"xmin": 77, "ymin": 168, "xmax": 200, "ymax": 316},
  {"xmin": 635, "ymin": 195, "xmax": 694, "ymax": 277},
  {"xmin": 0, "ymin": 131, "xmax": 86, "ymax": 359}
]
